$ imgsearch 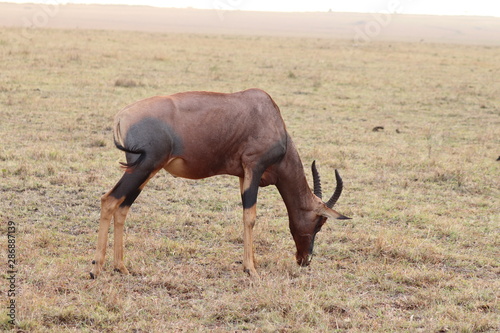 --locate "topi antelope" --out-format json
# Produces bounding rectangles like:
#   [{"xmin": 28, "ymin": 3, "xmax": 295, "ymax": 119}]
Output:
[{"xmin": 90, "ymin": 88, "xmax": 350, "ymax": 279}]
